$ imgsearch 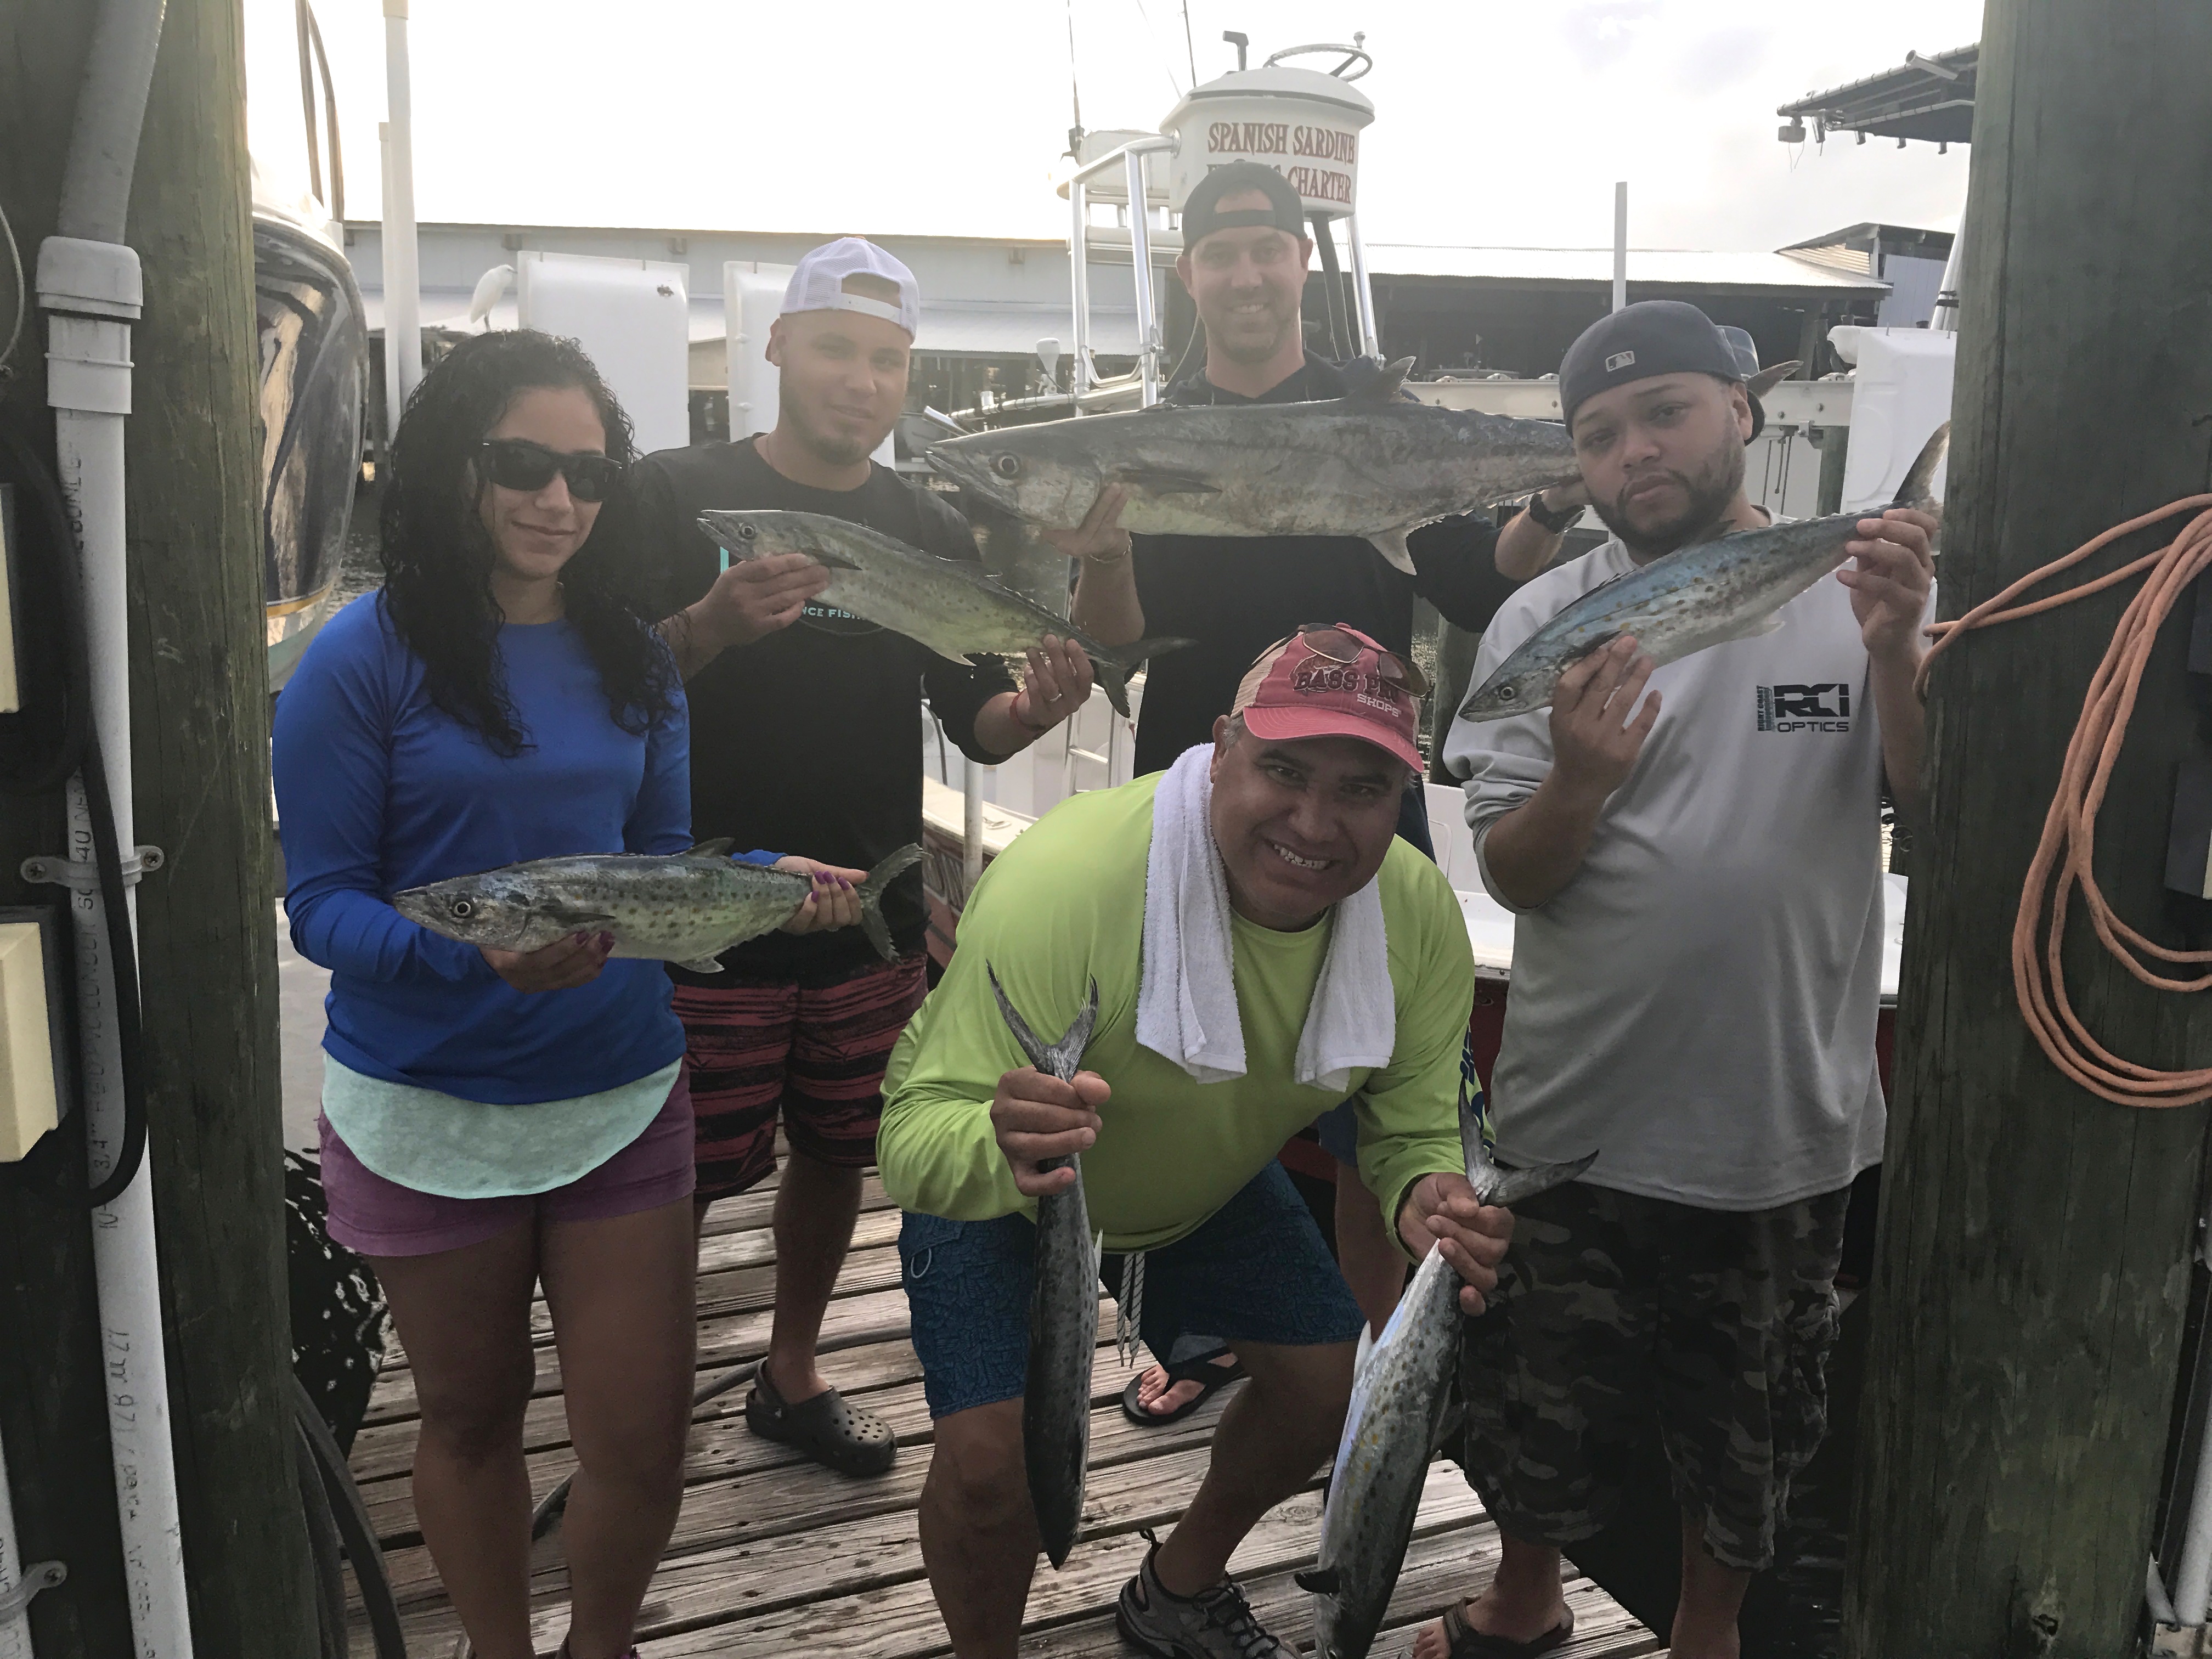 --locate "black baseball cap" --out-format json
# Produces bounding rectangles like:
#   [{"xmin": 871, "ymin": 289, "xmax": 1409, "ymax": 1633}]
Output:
[
  {"xmin": 1558, "ymin": 300, "xmax": 1744, "ymax": 430},
  {"xmin": 1180, "ymin": 161, "xmax": 1309, "ymax": 250}
]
